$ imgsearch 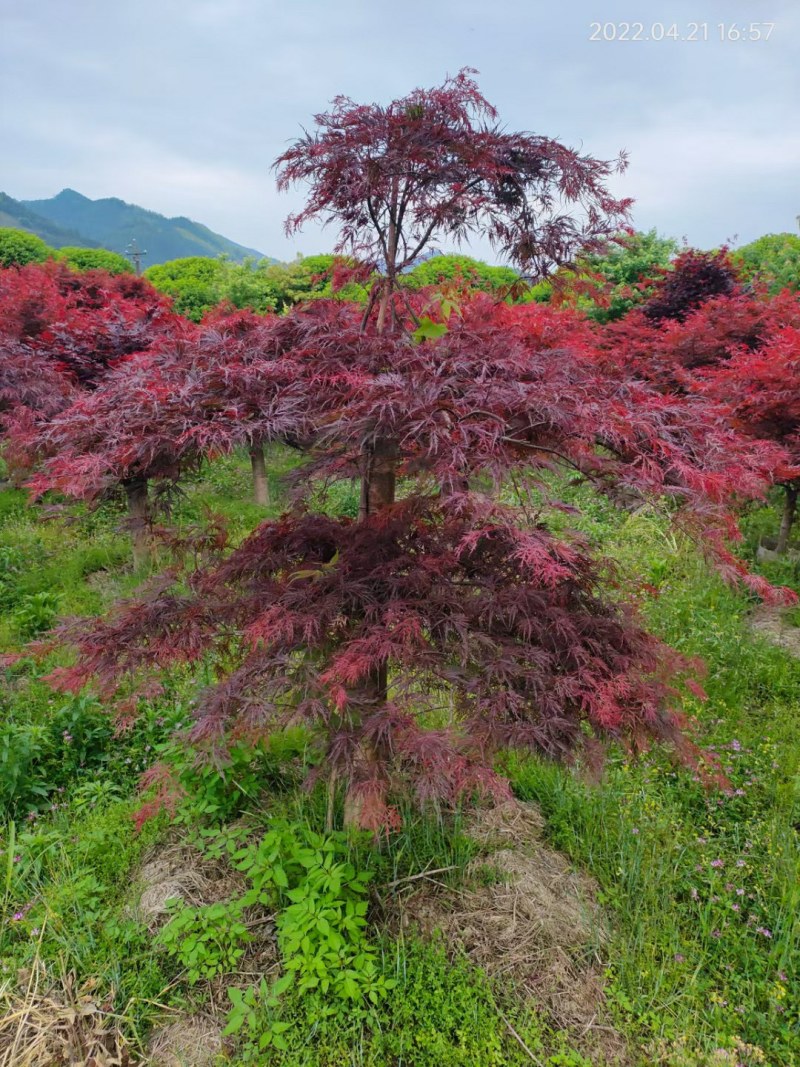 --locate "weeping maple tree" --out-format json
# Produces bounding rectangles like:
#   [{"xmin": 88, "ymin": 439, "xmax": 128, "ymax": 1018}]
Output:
[{"xmin": 38, "ymin": 72, "xmax": 788, "ymax": 828}]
